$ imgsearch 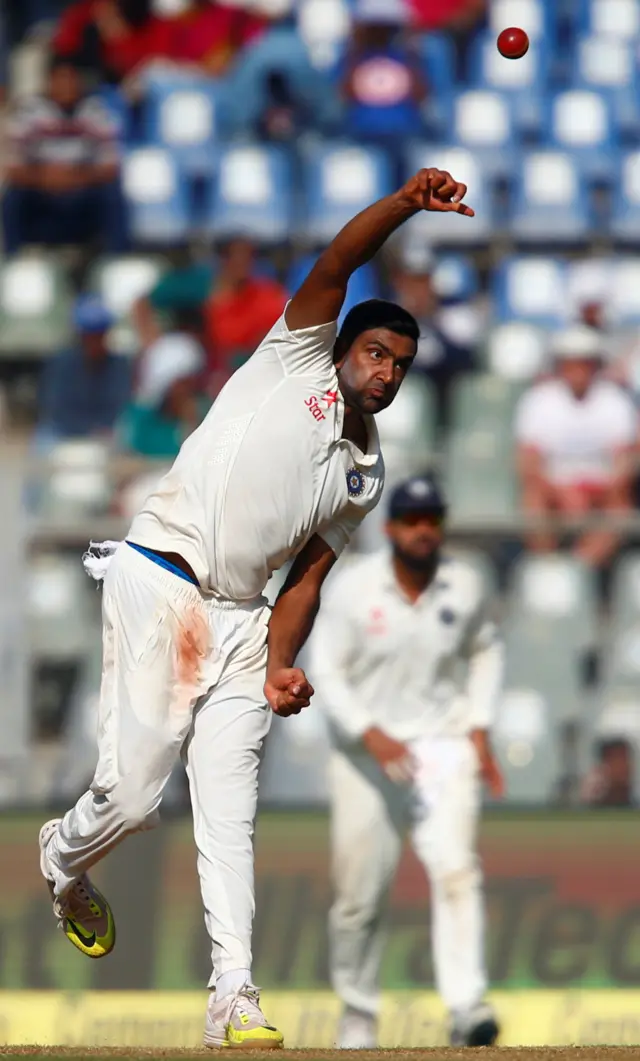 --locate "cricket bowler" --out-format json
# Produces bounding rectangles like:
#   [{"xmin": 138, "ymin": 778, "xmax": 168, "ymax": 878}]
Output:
[
  {"xmin": 310, "ymin": 473, "xmax": 504, "ymax": 1048},
  {"xmin": 38, "ymin": 169, "xmax": 474, "ymax": 1049}
]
